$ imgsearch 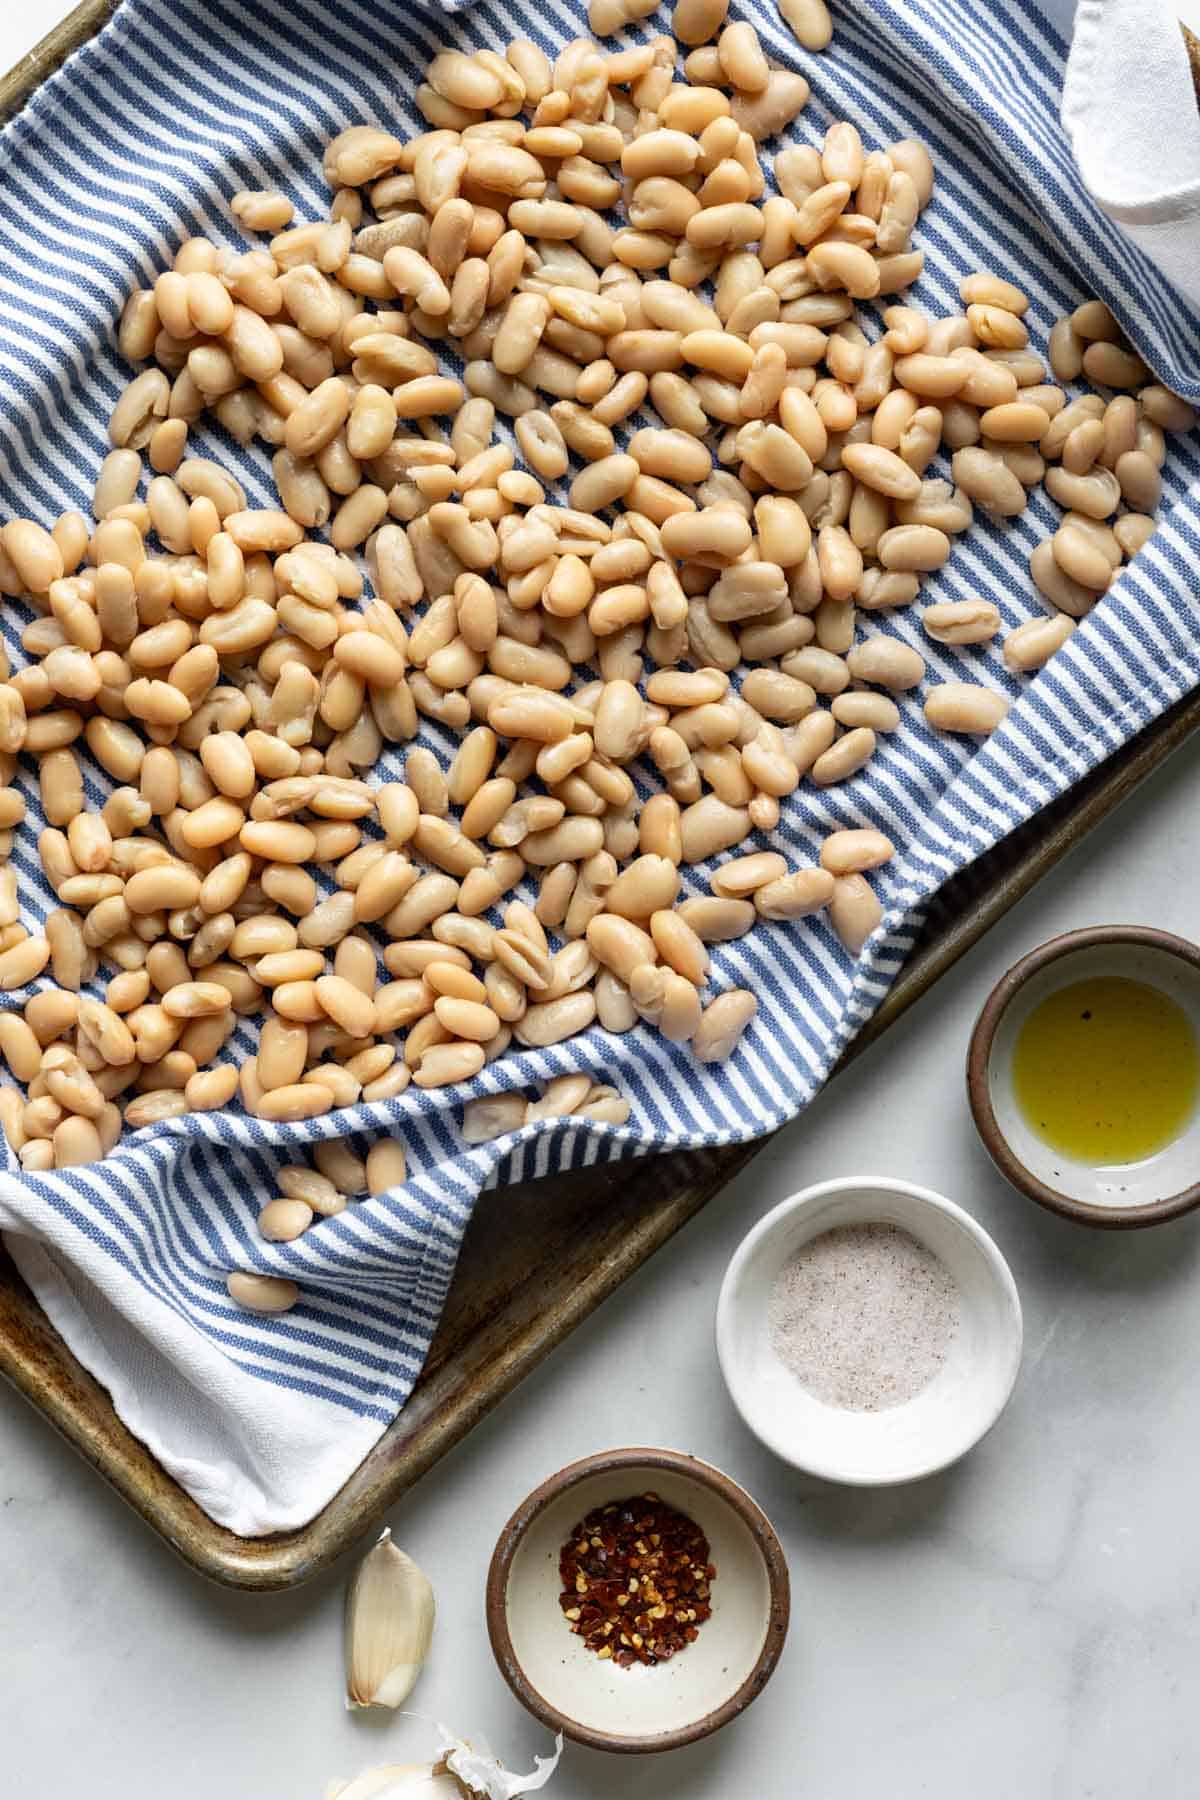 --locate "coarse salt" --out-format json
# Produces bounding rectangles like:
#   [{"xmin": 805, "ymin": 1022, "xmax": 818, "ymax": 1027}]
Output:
[{"xmin": 767, "ymin": 1223, "xmax": 960, "ymax": 1411}]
